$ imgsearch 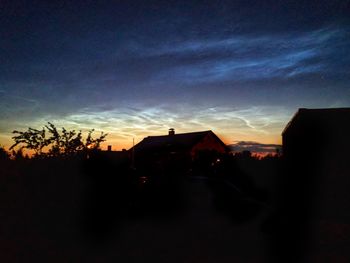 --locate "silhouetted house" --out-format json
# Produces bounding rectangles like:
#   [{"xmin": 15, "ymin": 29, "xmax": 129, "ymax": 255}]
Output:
[
  {"xmin": 280, "ymin": 108, "xmax": 350, "ymax": 259},
  {"xmin": 130, "ymin": 129, "xmax": 228, "ymax": 170},
  {"xmin": 102, "ymin": 149, "xmax": 129, "ymax": 159},
  {"xmin": 94, "ymin": 148, "xmax": 129, "ymax": 166},
  {"xmin": 282, "ymin": 107, "xmax": 350, "ymax": 162}
]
